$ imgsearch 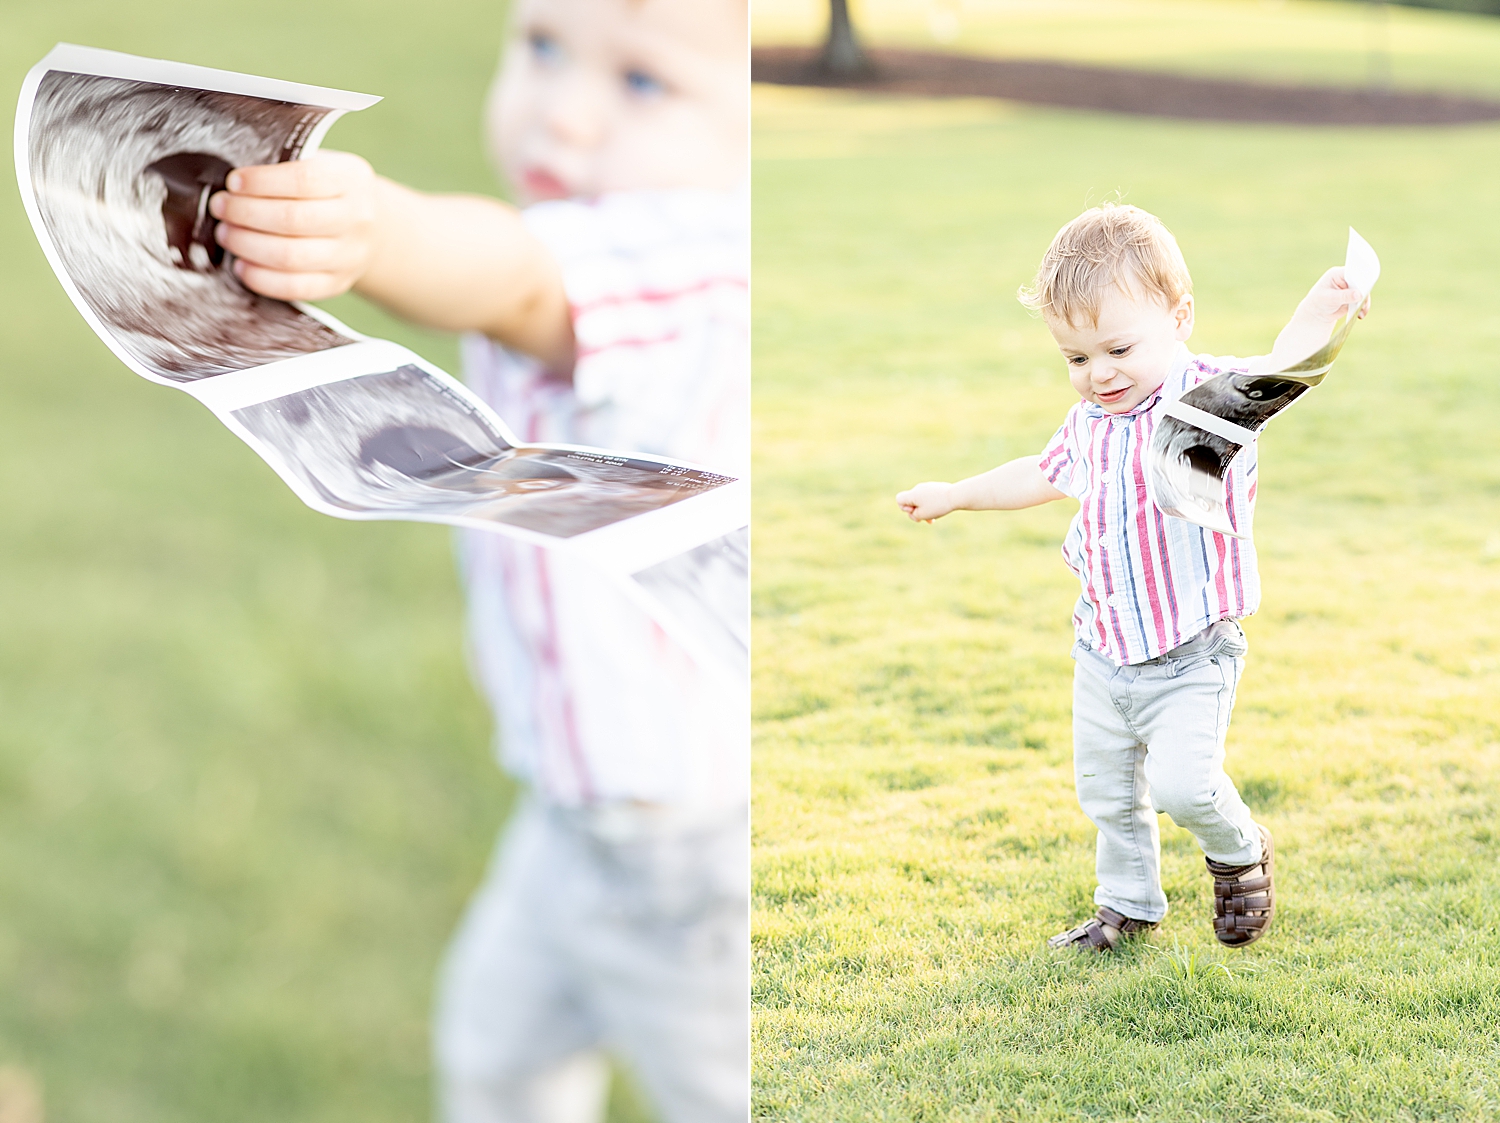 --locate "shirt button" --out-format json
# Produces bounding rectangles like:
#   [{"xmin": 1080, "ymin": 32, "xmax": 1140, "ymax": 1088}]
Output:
[{"xmin": 1107, "ymin": 594, "xmax": 1123, "ymax": 608}]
